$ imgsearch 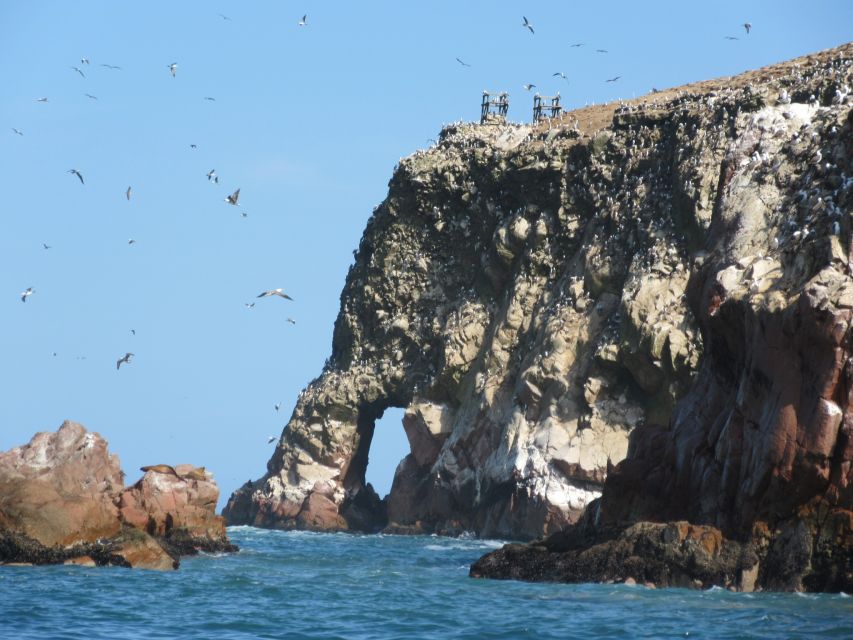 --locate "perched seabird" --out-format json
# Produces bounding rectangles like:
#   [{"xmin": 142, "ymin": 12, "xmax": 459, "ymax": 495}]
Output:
[
  {"xmin": 297, "ymin": 14, "xmax": 307, "ymax": 27},
  {"xmin": 116, "ymin": 352, "xmax": 134, "ymax": 370},
  {"xmin": 743, "ymin": 22, "xmax": 752, "ymax": 34},
  {"xmin": 85, "ymin": 93, "xmax": 98, "ymax": 100},
  {"xmin": 126, "ymin": 186, "xmax": 132, "ymax": 201},
  {"xmin": 12, "ymin": 128, "xmax": 23, "ymax": 136},
  {"xmin": 523, "ymin": 83, "xmax": 536, "ymax": 91},
  {"xmin": 20, "ymin": 287, "xmax": 33, "ymax": 303},
  {"xmin": 257, "ymin": 288, "xmax": 293, "ymax": 301},
  {"xmin": 522, "ymin": 16, "xmax": 534, "ymax": 34},
  {"xmin": 225, "ymin": 188, "xmax": 240, "ymax": 205},
  {"xmin": 168, "ymin": 62, "xmax": 177, "ymax": 77},
  {"xmin": 455, "ymin": 57, "xmax": 471, "ymax": 67},
  {"xmin": 605, "ymin": 76, "xmax": 621, "ymax": 83},
  {"xmin": 71, "ymin": 66, "xmax": 85, "ymax": 78},
  {"xmin": 68, "ymin": 168, "xmax": 85, "ymax": 184}
]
